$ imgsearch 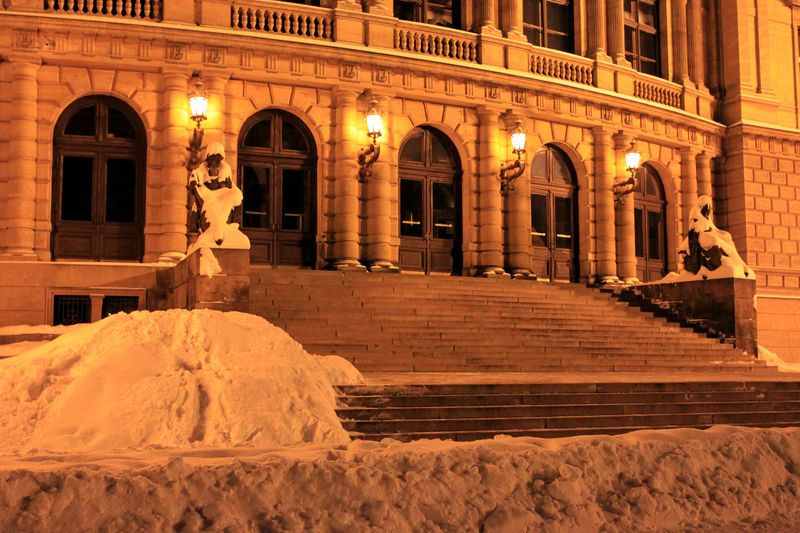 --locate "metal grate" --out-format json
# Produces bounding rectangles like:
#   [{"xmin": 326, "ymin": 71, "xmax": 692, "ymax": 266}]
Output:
[
  {"xmin": 102, "ymin": 296, "xmax": 139, "ymax": 318},
  {"xmin": 53, "ymin": 295, "xmax": 91, "ymax": 326}
]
